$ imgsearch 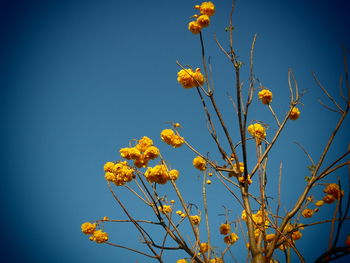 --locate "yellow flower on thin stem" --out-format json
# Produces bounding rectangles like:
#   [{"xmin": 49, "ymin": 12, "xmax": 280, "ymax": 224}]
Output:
[
  {"xmin": 302, "ymin": 208, "xmax": 314, "ymax": 218},
  {"xmin": 89, "ymin": 229, "xmax": 109, "ymax": 243},
  {"xmin": 224, "ymin": 232, "xmax": 239, "ymax": 245},
  {"xmin": 195, "ymin": 2, "xmax": 215, "ymax": 17},
  {"xmin": 81, "ymin": 222, "xmax": 96, "ymax": 235},
  {"xmin": 188, "ymin": 21, "xmax": 202, "ymax": 34},
  {"xmin": 193, "ymin": 156, "xmax": 206, "ymax": 171},
  {"xmin": 289, "ymin": 107, "xmax": 300, "ymax": 120},
  {"xmin": 190, "ymin": 215, "xmax": 201, "ymax": 225},
  {"xmin": 258, "ymin": 89, "xmax": 273, "ymax": 105},
  {"xmin": 197, "ymin": 15, "xmax": 210, "ymax": 28},
  {"xmin": 219, "ymin": 223, "xmax": 231, "ymax": 235},
  {"xmin": 247, "ymin": 123, "xmax": 266, "ymax": 144}
]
